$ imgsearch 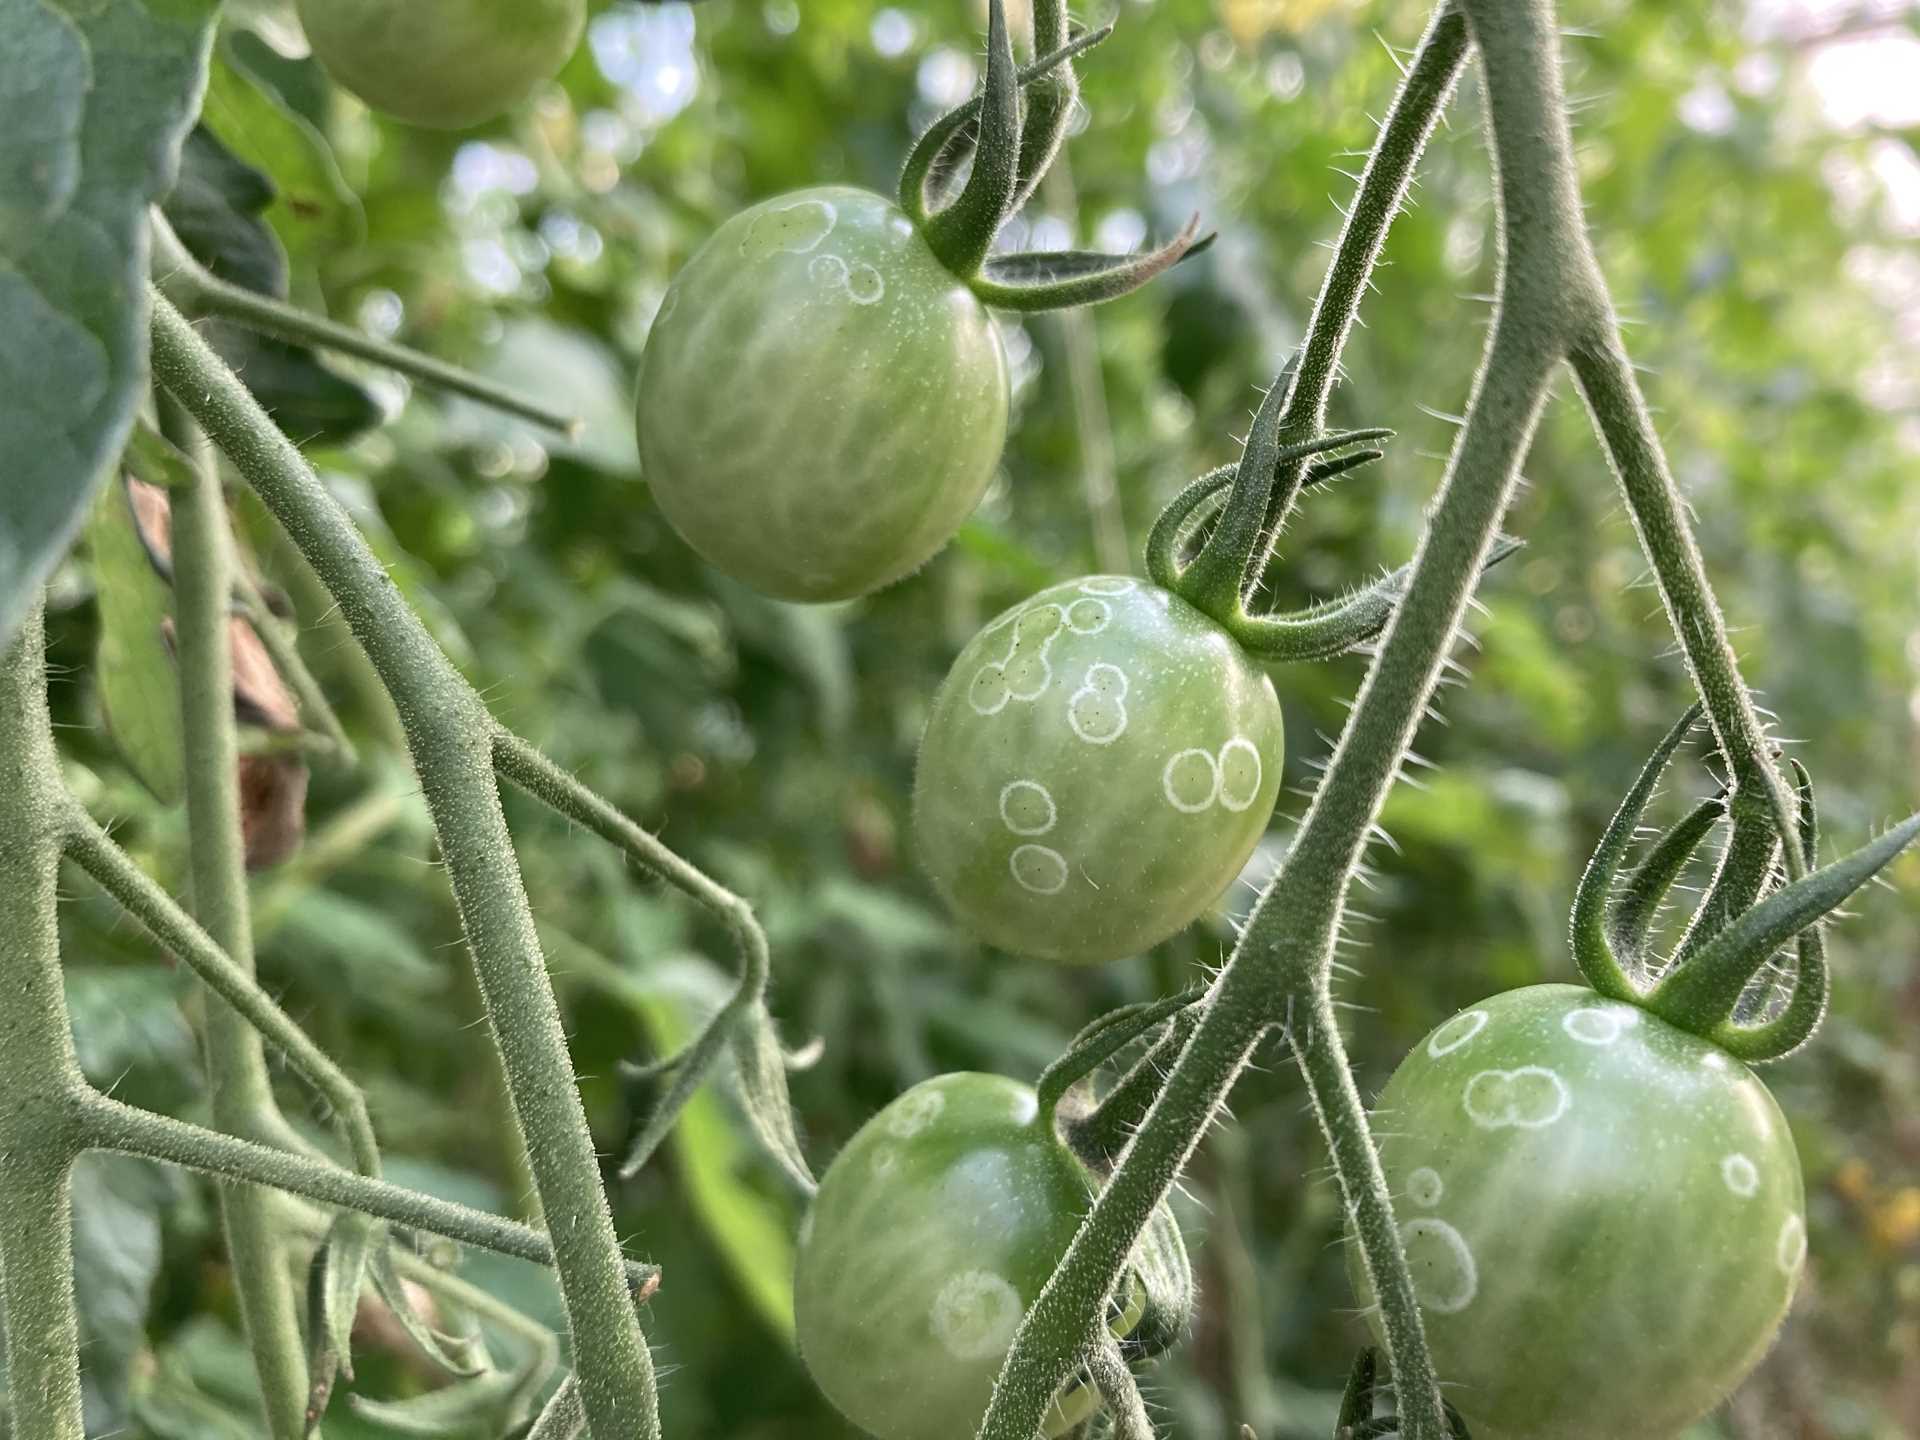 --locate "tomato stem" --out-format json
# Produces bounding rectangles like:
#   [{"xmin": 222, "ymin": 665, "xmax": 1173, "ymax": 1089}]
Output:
[
  {"xmin": 165, "ymin": 396, "xmax": 312, "ymax": 1440},
  {"xmin": 150, "ymin": 290, "xmax": 664, "ymax": 1440},
  {"xmin": 150, "ymin": 212, "xmax": 580, "ymax": 437}
]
